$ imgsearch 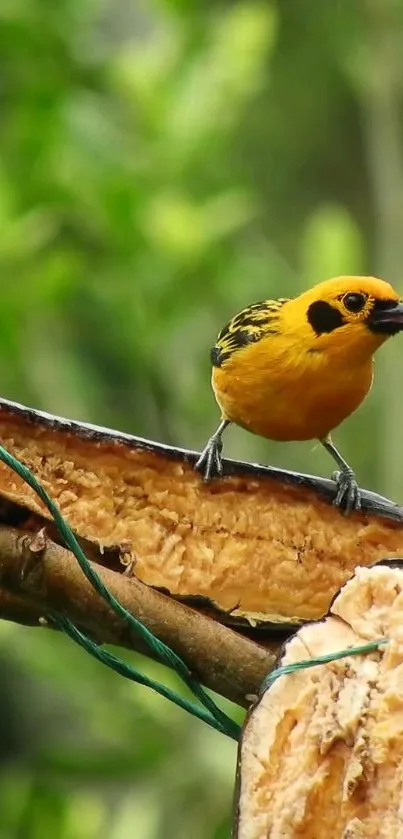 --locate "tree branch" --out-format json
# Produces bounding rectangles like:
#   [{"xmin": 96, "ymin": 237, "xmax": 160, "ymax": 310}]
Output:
[
  {"xmin": 0, "ymin": 524, "xmax": 277, "ymax": 708},
  {"xmin": 0, "ymin": 396, "xmax": 402, "ymax": 631}
]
